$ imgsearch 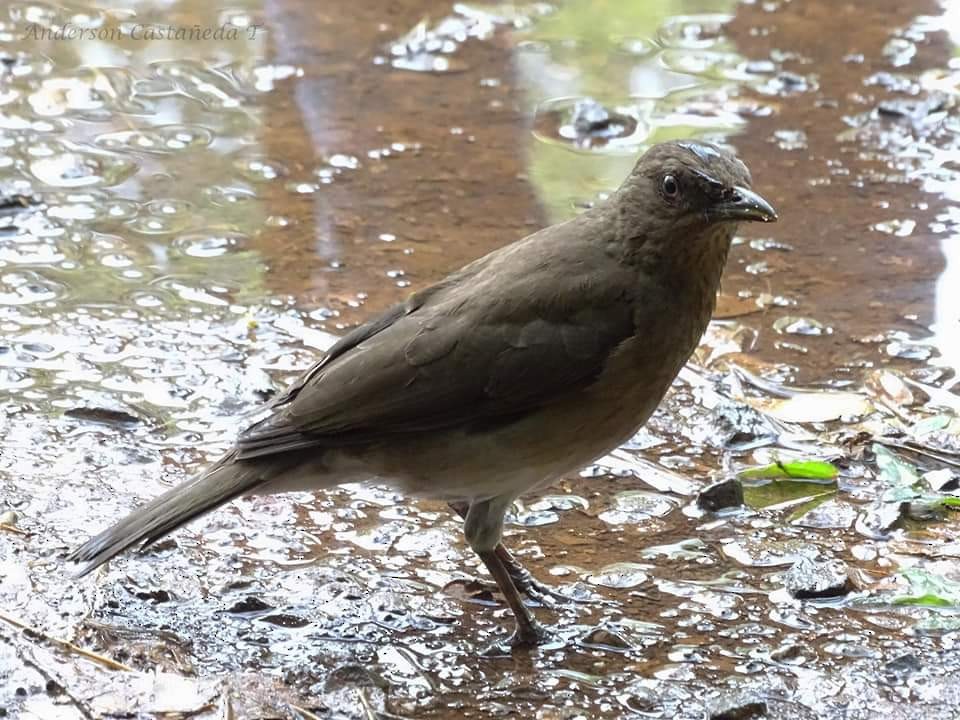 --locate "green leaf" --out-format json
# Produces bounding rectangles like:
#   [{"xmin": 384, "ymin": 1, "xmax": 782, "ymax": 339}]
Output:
[
  {"xmin": 899, "ymin": 494, "xmax": 960, "ymax": 519},
  {"xmin": 738, "ymin": 460, "xmax": 838, "ymax": 480},
  {"xmin": 892, "ymin": 594, "xmax": 954, "ymax": 608},
  {"xmin": 739, "ymin": 460, "xmax": 838, "ymax": 510},
  {"xmin": 742, "ymin": 480, "xmax": 836, "ymax": 509},
  {"xmin": 890, "ymin": 568, "xmax": 960, "ymax": 608}
]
